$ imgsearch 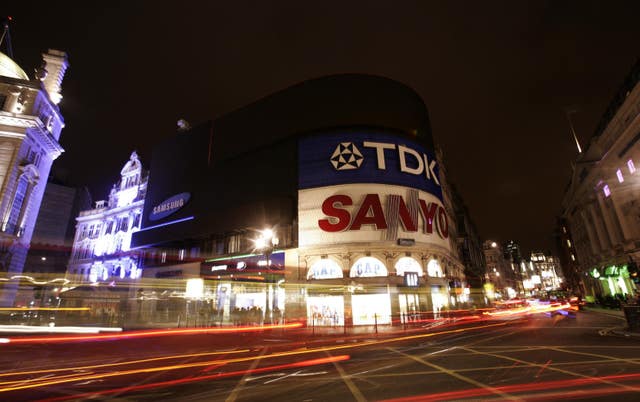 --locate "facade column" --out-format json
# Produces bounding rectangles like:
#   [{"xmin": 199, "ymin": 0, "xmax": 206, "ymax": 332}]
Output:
[
  {"xmin": 596, "ymin": 194, "xmax": 621, "ymax": 247},
  {"xmin": 587, "ymin": 202, "xmax": 610, "ymax": 251},
  {"xmin": 609, "ymin": 190, "xmax": 637, "ymax": 241},
  {"xmin": 579, "ymin": 208, "xmax": 599, "ymax": 255}
]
